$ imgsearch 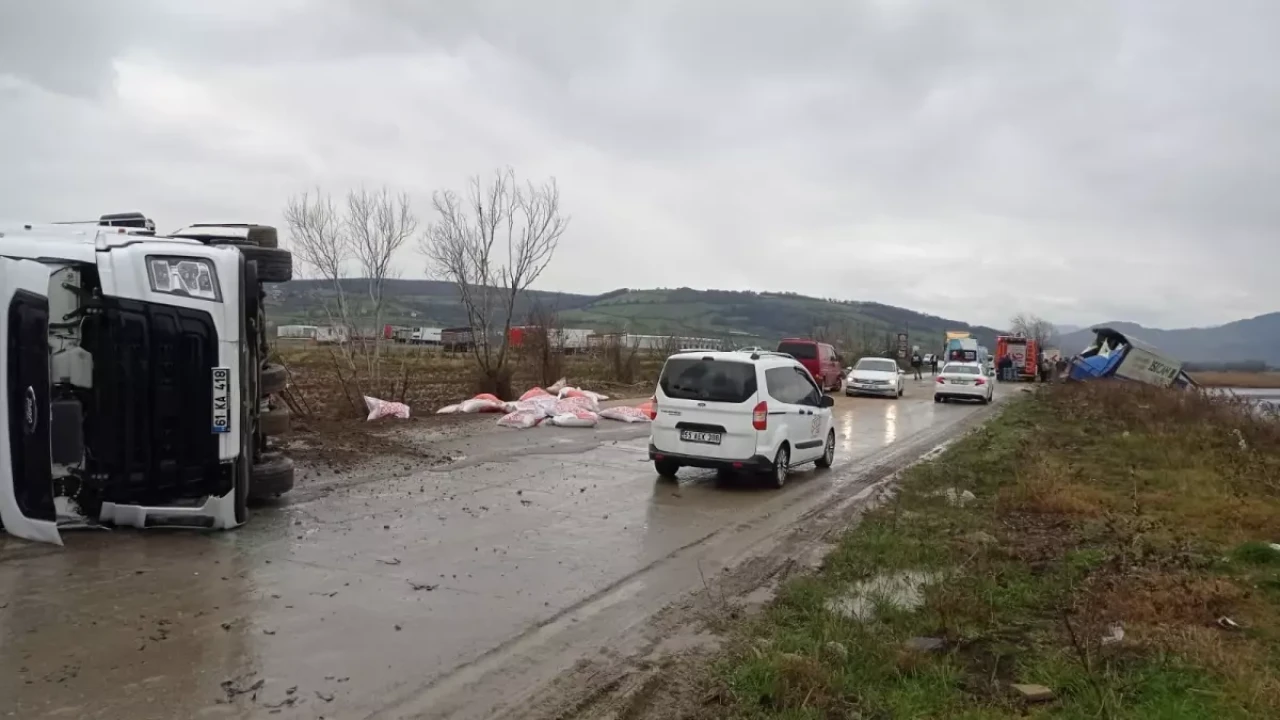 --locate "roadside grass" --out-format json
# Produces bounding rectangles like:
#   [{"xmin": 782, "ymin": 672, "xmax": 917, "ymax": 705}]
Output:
[{"xmin": 709, "ymin": 382, "xmax": 1280, "ymax": 719}]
